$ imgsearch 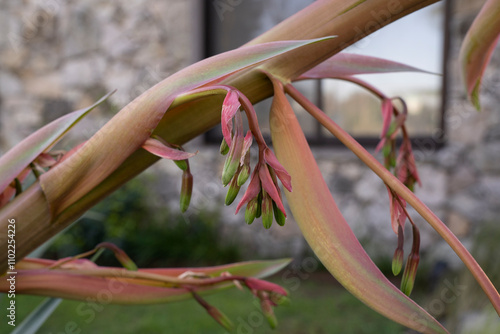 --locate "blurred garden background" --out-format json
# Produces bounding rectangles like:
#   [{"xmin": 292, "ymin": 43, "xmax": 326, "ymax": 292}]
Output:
[{"xmin": 1, "ymin": 0, "xmax": 500, "ymax": 333}]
